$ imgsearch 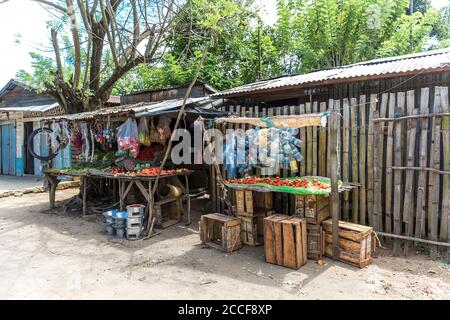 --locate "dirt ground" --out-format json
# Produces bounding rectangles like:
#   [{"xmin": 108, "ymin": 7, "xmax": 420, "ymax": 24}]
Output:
[{"xmin": 0, "ymin": 189, "xmax": 449, "ymax": 300}]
